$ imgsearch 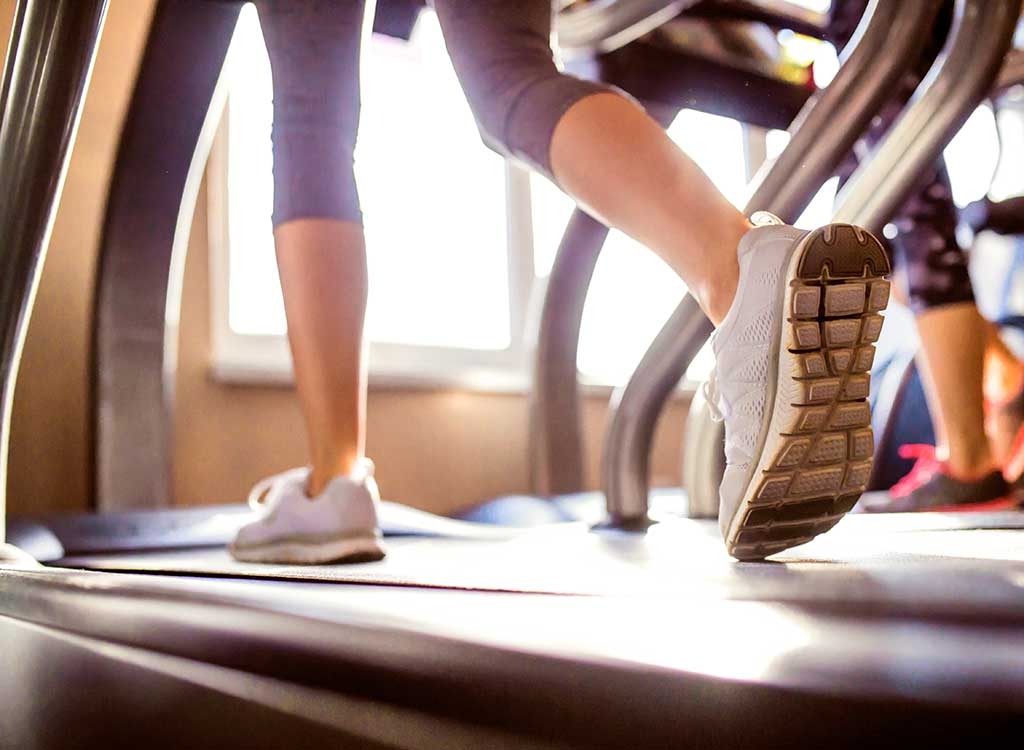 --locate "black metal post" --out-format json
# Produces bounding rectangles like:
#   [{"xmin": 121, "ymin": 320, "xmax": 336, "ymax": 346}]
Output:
[{"xmin": 0, "ymin": 0, "xmax": 108, "ymax": 542}]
